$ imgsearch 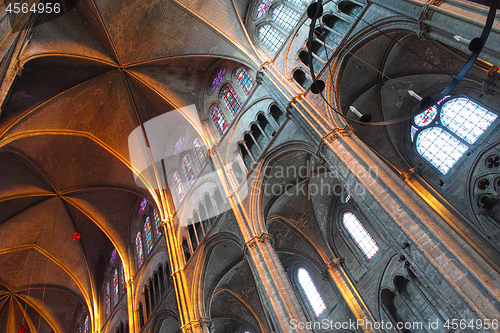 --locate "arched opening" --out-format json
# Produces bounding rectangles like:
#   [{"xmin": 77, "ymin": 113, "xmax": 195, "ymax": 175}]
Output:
[
  {"xmin": 293, "ymin": 69, "xmax": 309, "ymax": 89},
  {"xmin": 239, "ymin": 143, "xmax": 254, "ymax": 170},
  {"xmin": 257, "ymin": 113, "xmax": 275, "ymax": 138},
  {"xmin": 251, "ymin": 123, "xmax": 268, "ymax": 150},
  {"xmin": 270, "ymin": 105, "xmax": 286, "ymax": 125}
]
